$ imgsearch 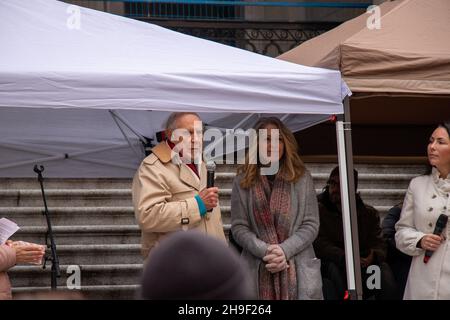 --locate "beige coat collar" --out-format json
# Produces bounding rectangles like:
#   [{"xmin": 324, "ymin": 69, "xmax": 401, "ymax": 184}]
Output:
[
  {"xmin": 151, "ymin": 141, "xmax": 202, "ymax": 190},
  {"xmin": 151, "ymin": 141, "xmax": 173, "ymax": 164}
]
